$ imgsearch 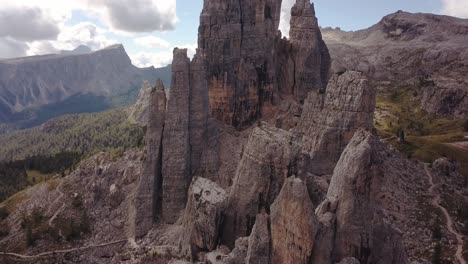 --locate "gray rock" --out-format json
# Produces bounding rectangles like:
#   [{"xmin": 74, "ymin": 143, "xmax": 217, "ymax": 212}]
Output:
[
  {"xmin": 297, "ymin": 71, "xmax": 376, "ymax": 175},
  {"xmin": 321, "ymin": 128, "xmax": 409, "ymax": 264},
  {"xmin": 270, "ymin": 177, "xmax": 318, "ymax": 264},
  {"xmin": 161, "ymin": 48, "xmax": 192, "ymax": 224},
  {"xmin": 134, "ymin": 79, "xmax": 166, "ymax": 238},
  {"xmin": 289, "ymin": 0, "xmax": 330, "ymax": 100},
  {"xmin": 179, "ymin": 177, "xmax": 226, "ymax": 261},
  {"xmin": 246, "ymin": 213, "xmax": 270, "ymax": 264},
  {"xmin": 221, "ymin": 123, "xmax": 301, "ymax": 246}
]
